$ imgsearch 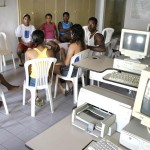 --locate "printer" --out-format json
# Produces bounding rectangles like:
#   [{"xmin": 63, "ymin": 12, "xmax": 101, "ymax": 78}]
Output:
[
  {"xmin": 73, "ymin": 85, "xmax": 134, "ymax": 133},
  {"xmin": 72, "ymin": 103, "xmax": 116, "ymax": 138}
]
